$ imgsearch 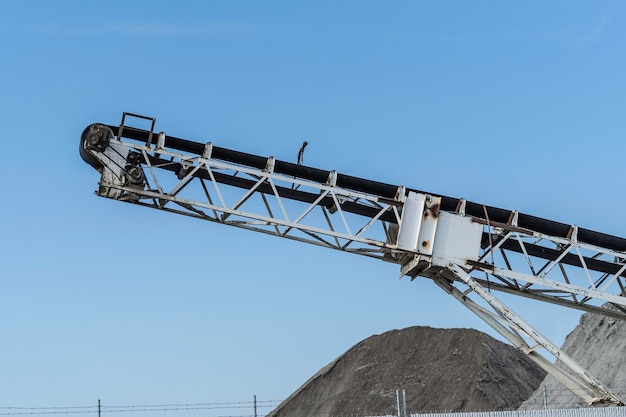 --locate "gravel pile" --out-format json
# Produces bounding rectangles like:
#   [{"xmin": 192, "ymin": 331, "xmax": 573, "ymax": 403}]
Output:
[
  {"xmin": 520, "ymin": 307, "xmax": 626, "ymax": 410},
  {"xmin": 267, "ymin": 326, "xmax": 546, "ymax": 416}
]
